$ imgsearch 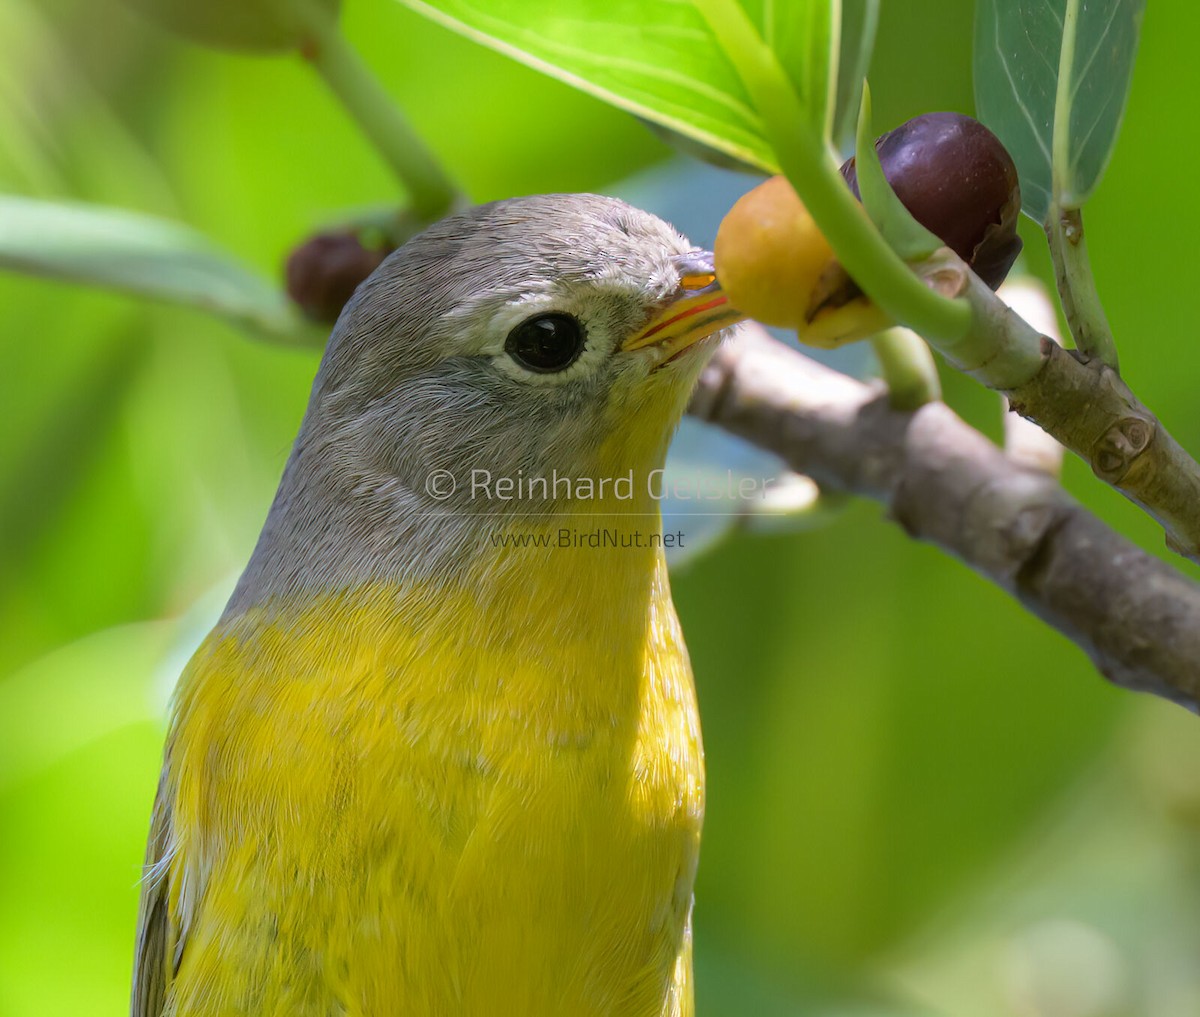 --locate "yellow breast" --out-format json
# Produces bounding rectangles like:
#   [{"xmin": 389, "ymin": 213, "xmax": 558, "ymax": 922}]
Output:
[{"xmin": 162, "ymin": 531, "xmax": 703, "ymax": 1017}]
